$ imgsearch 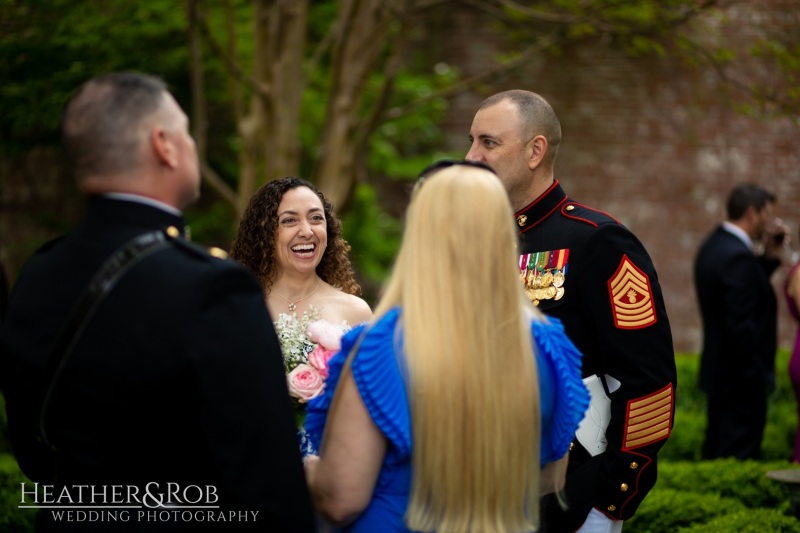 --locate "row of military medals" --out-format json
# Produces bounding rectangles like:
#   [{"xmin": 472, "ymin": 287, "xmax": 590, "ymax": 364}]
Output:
[{"xmin": 519, "ymin": 251, "xmax": 567, "ymax": 306}]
